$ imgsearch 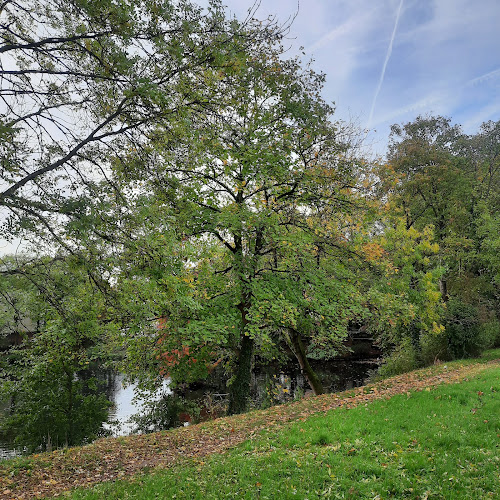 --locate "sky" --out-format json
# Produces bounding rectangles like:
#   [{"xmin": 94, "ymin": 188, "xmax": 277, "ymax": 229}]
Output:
[{"xmin": 221, "ymin": 0, "xmax": 500, "ymax": 156}]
